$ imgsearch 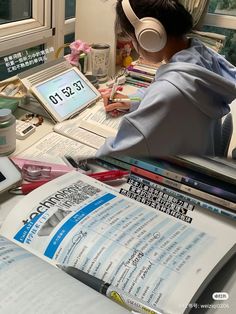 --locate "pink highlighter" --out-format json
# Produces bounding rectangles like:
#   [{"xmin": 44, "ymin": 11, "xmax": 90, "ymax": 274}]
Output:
[{"xmin": 10, "ymin": 157, "xmax": 74, "ymax": 182}]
